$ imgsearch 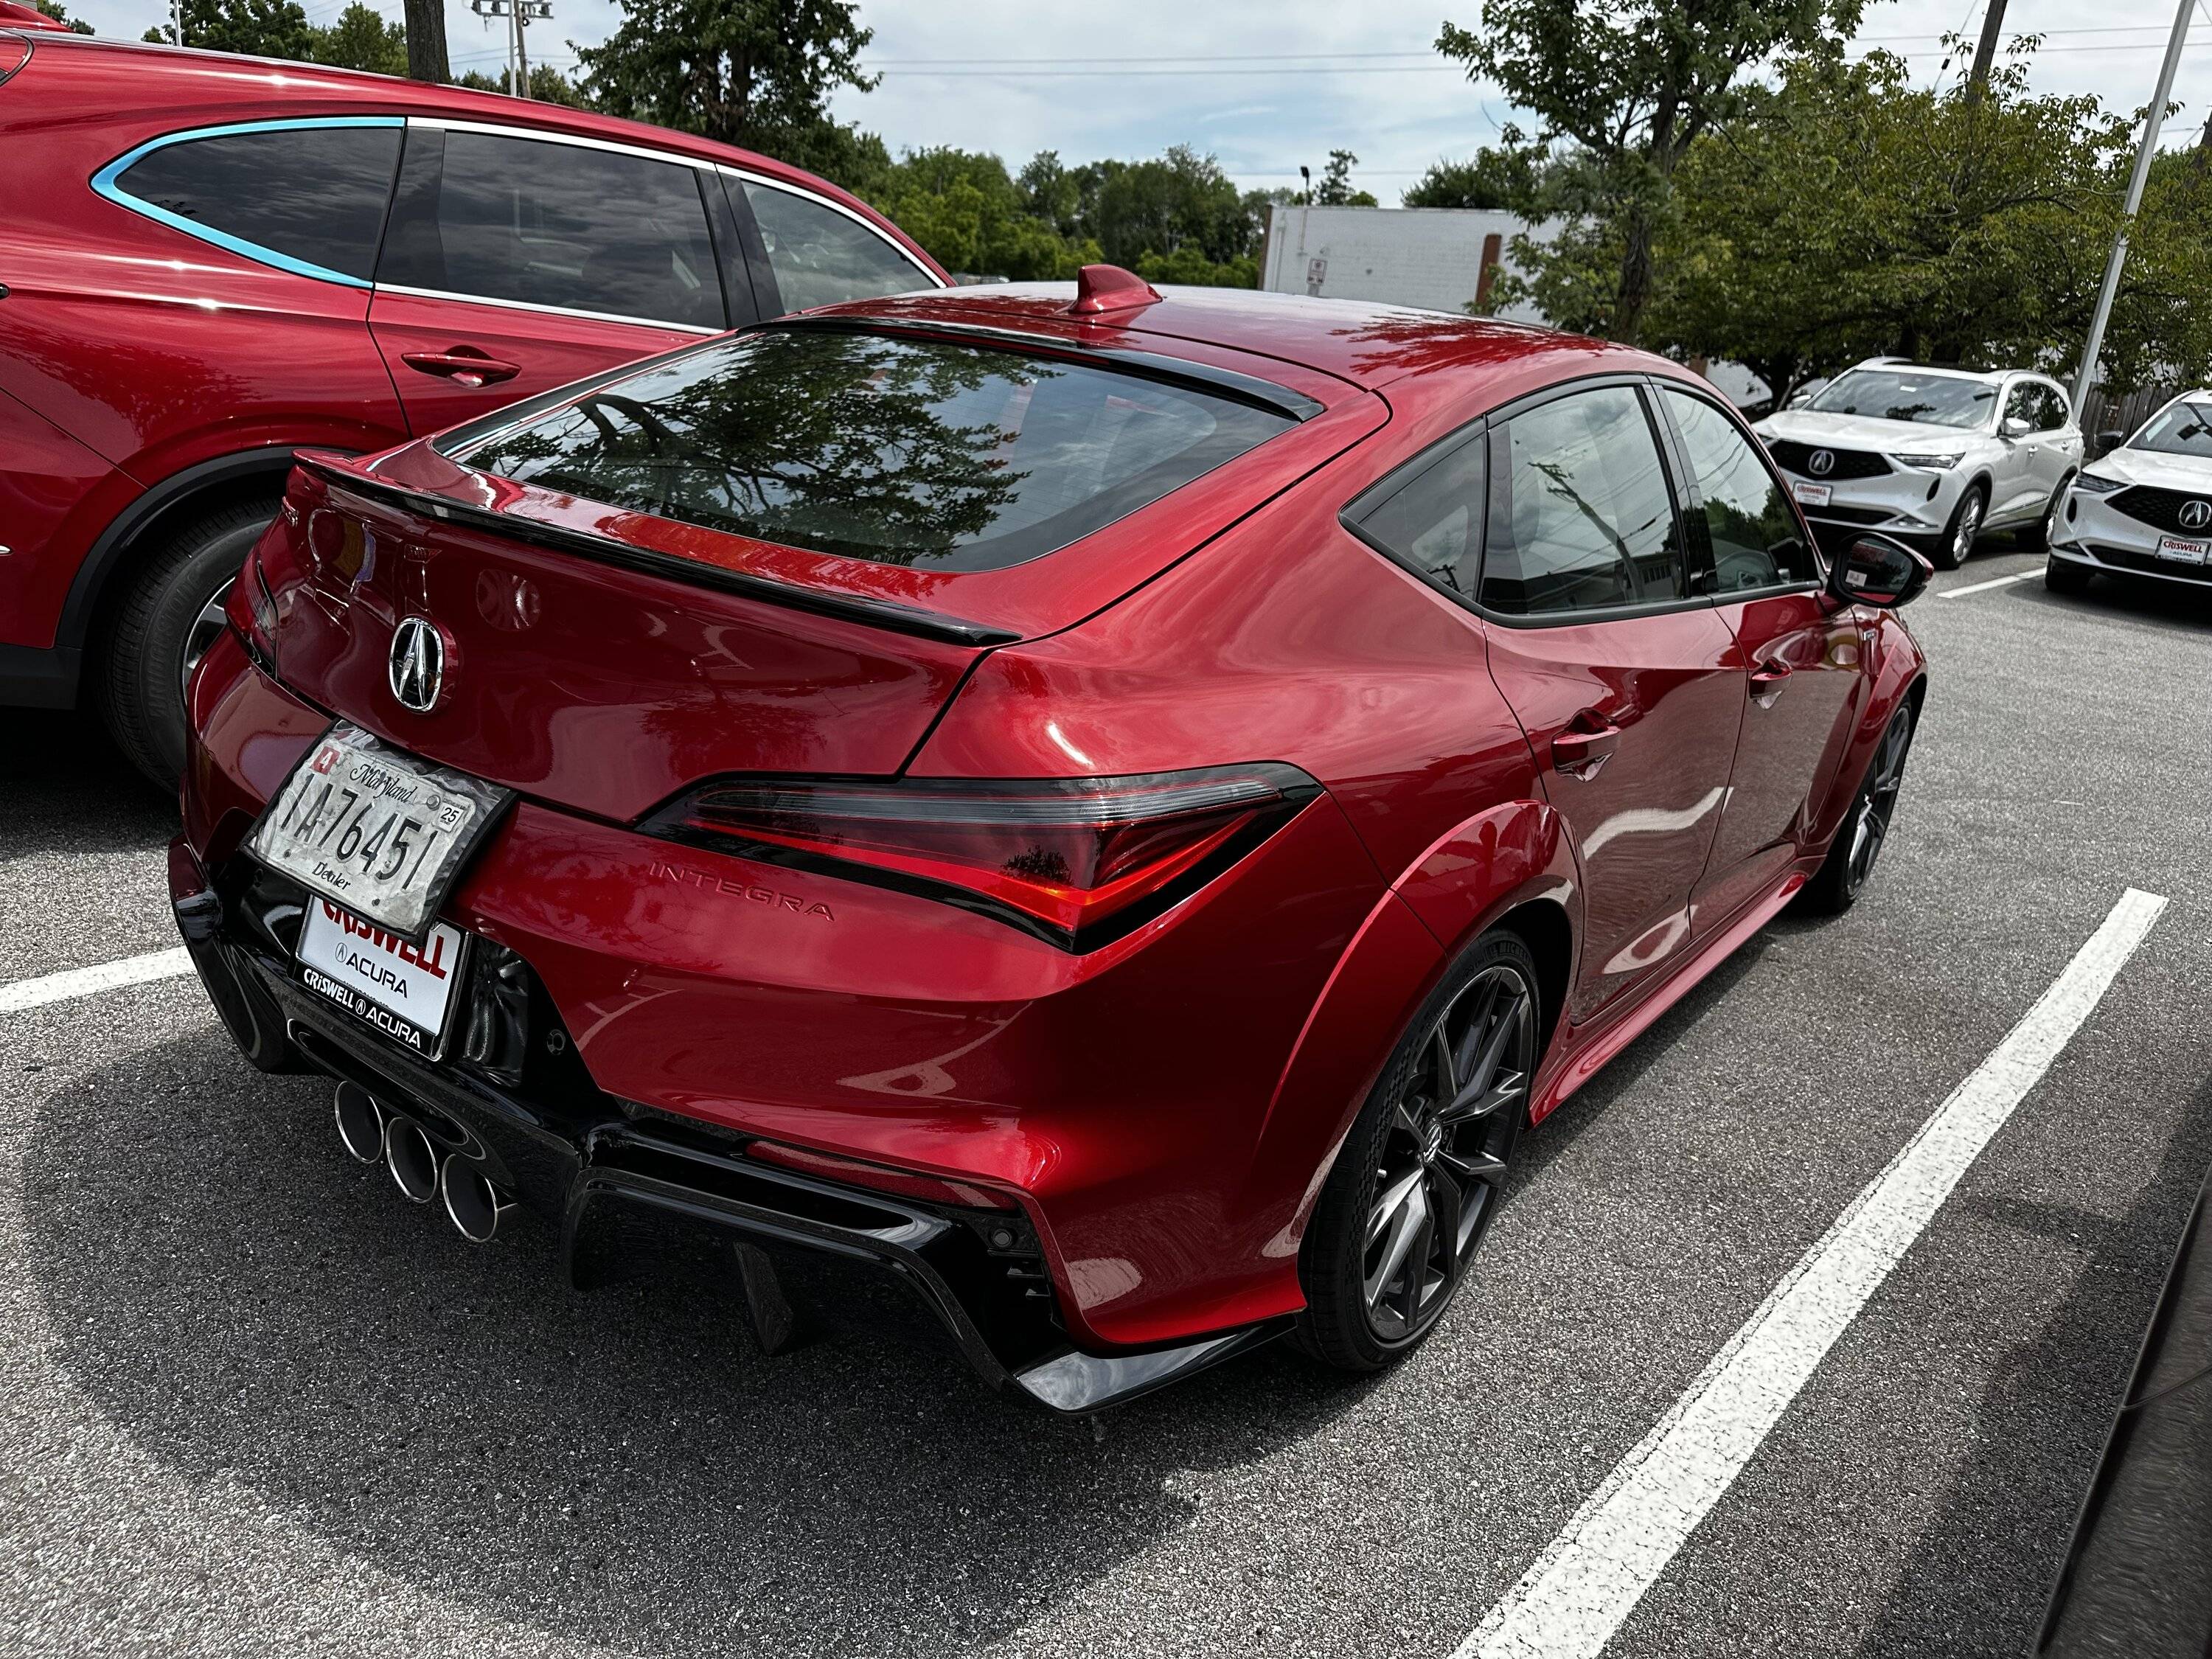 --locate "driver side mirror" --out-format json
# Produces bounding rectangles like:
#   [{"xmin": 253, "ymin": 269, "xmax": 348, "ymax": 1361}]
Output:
[
  {"xmin": 1829, "ymin": 533, "xmax": 1933, "ymax": 610},
  {"xmin": 2002, "ymin": 415, "xmax": 2031, "ymax": 439},
  {"xmin": 2093, "ymin": 428, "xmax": 2124, "ymax": 459}
]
